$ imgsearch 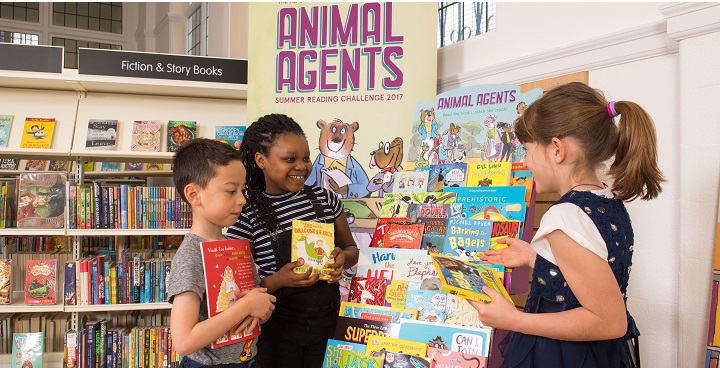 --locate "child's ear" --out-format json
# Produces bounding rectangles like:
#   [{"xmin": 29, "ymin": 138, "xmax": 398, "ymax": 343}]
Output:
[
  {"xmin": 184, "ymin": 183, "xmax": 201, "ymax": 205},
  {"xmin": 254, "ymin": 152, "xmax": 266, "ymax": 170},
  {"xmin": 550, "ymin": 137, "xmax": 566, "ymax": 163}
]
